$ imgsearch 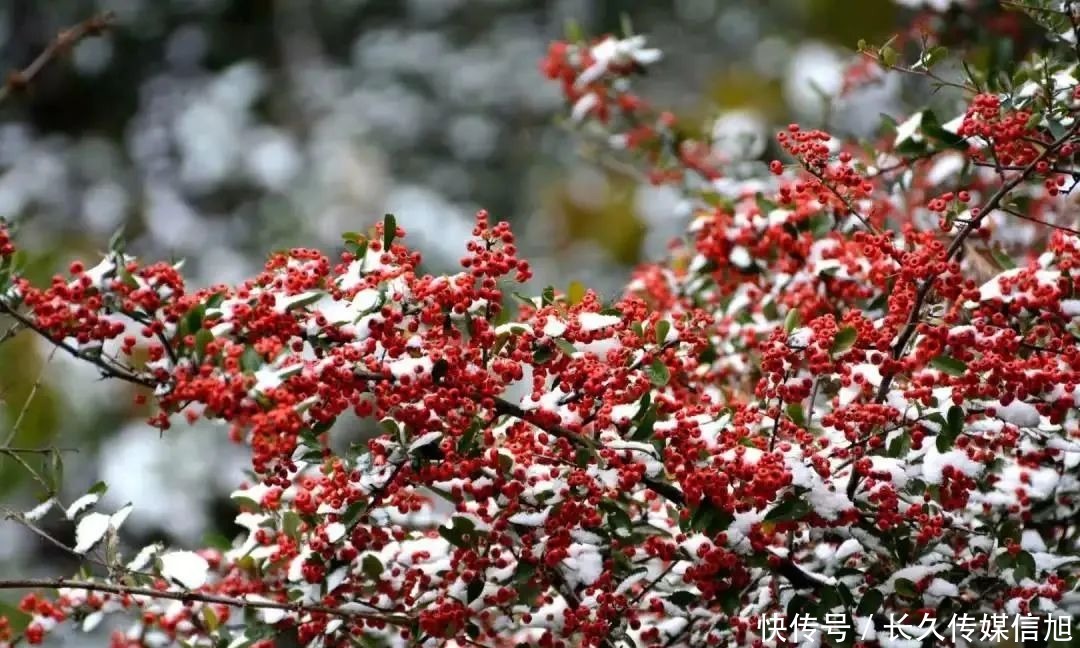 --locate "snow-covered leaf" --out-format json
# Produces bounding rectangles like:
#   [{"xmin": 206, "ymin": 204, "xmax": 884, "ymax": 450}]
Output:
[
  {"xmin": 160, "ymin": 551, "xmax": 210, "ymax": 589},
  {"xmin": 24, "ymin": 498, "xmax": 55, "ymax": 522},
  {"xmin": 65, "ymin": 493, "xmax": 100, "ymax": 520},
  {"xmin": 73, "ymin": 513, "xmax": 111, "ymax": 553}
]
